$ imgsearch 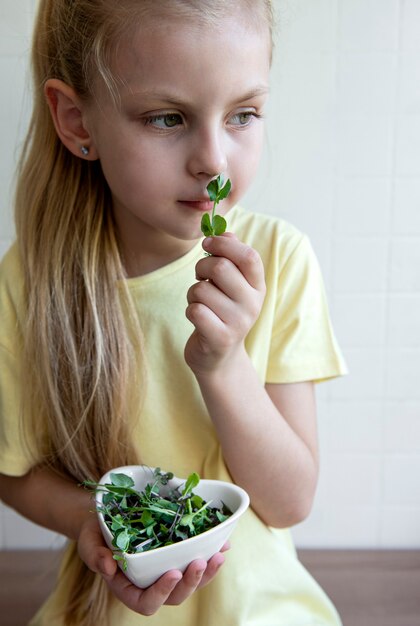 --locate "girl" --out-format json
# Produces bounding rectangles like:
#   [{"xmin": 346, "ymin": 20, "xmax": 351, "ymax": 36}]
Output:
[{"xmin": 0, "ymin": 1, "xmax": 347, "ymax": 625}]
